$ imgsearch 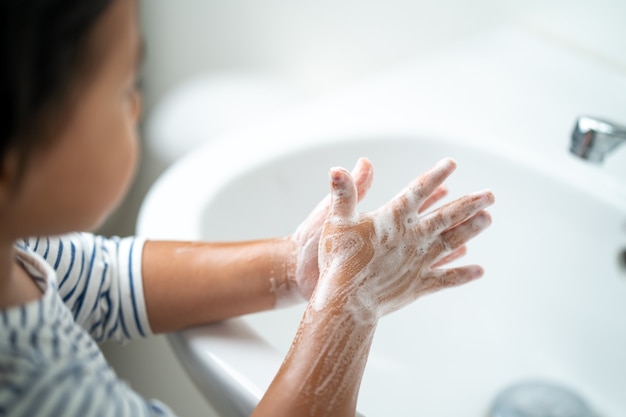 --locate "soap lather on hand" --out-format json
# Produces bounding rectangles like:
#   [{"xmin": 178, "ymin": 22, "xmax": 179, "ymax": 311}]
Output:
[{"xmin": 254, "ymin": 157, "xmax": 495, "ymax": 417}]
